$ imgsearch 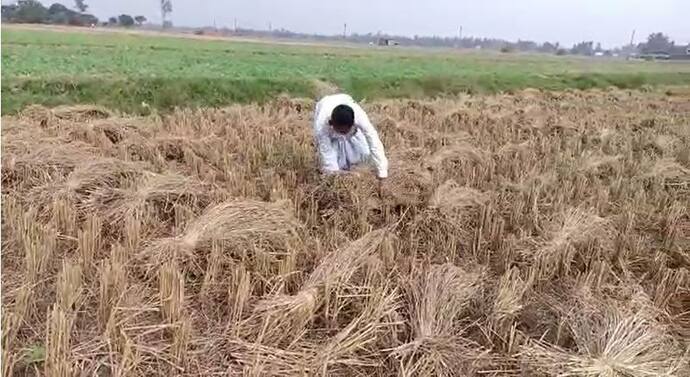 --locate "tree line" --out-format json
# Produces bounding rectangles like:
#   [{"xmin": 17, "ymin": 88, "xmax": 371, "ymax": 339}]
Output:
[
  {"xmin": 1, "ymin": 0, "xmax": 147, "ymax": 27},
  {"xmin": 2, "ymin": 0, "xmax": 685, "ymax": 57},
  {"xmin": 213, "ymin": 27, "xmax": 687, "ymax": 56}
]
